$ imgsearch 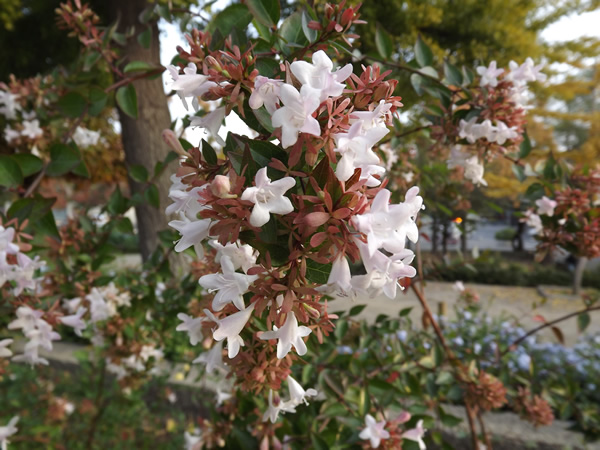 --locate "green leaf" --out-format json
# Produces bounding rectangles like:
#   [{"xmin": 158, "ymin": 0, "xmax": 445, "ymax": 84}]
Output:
[
  {"xmin": 209, "ymin": 4, "xmax": 253, "ymax": 39},
  {"xmin": 145, "ymin": 183, "xmax": 160, "ymax": 208},
  {"xmin": 129, "ymin": 164, "xmax": 148, "ymax": 182},
  {"xmin": 83, "ymin": 51, "xmax": 101, "ymax": 71},
  {"xmin": 71, "ymin": 160, "xmax": 90, "ymax": 178},
  {"xmin": 348, "ymin": 304, "xmax": 367, "ymax": 317},
  {"xmin": 88, "ymin": 87, "xmax": 108, "ymax": 117},
  {"xmin": 246, "ymin": 0, "xmax": 280, "ymax": 28},
  {"xmin": 0, "ymin": 155, "xmax": 23, "ymax": 188},
  {"xmin": 512, "ymin": 164, "xmax": 526, "ymax": 182},
  {"xmin": 107, "ymin": 187, "xmax": 128, "ymax": 215},
  {"xmin": 306, "ymin": 259, "xmax": 332, "ymax": 285},
  {"xmin": 410, "ymin": 73, "xmax": 424, "ymax": 96},
  {"xmin": 335, "ymin": 319, "xmax": 348, "ymax": 341},
  {"xmin": 444, "ymin": 61, "xmax": 463, "ymax": 86},
  {"xmin": 578, "ymin": 312, "xmax": 590, "ymax": 333},
  {"xmin": 58, "ymin": 92, "xmax": 87, "ymax": 118},
  {"xmin": 415, "ymin": 35, "xmax": 433, "ymax": 67},
  {"xmin": 37, "ymin": 211, "xmax": 60, "ymax": 241},
  {"xmin": 201, "ymin": 139, "xmax": 218, "ymax": 165},
  {"xmin": 116, "ymin": 85, "xmax": 138, "ymax": 119},
  {"xmin": 375, "ymin": 25, "xmax": 393, "ymax": 59},
  {"xmin": 10, "ymin": 154, "xmax": 43, "ymax": 177},
  {"xmin": 519, "ymin": 132, "xmax": 532, "ymax": 159},
  {"xmin": 435, "ymin": 371, "xmax": 454, "ymax": 385},
  {"xmin": 46, "ymin": 143, "xmax": 81, "ymax": 177},
  {"xmin": 137, "ymin": 27, "xmax": 152, "ymax": 49},
  {"xmin": 245, "ymin": 138, "xmax": 287, "ymax": 169},
  {"xmin": 124, "ymin": 60, "xmax": 154, "ymax": 73},
  {"xmin": 301, "ymin": 10, "xmax": 317, "ymax": 43},
  {"xmin": 279, "ymin": 11, "xmax": 308, "ymax": 52},
  {"xmin": 8, "ymin": 195, "xmax": 55, "ymax": 222}
]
